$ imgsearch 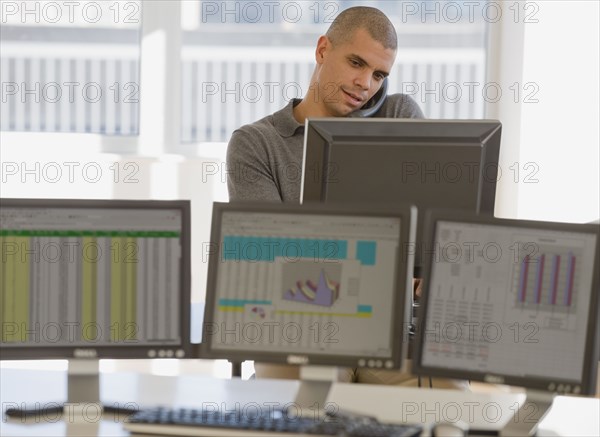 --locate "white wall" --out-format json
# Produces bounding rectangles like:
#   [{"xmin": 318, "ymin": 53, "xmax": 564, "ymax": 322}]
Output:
[
  {"xmin": 490, "ymin": 1, "xmax": 599, "ymax": 223},
  {"xmin": 518, "ymin": 1, "xmax": 599, "ymax": 223}
]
